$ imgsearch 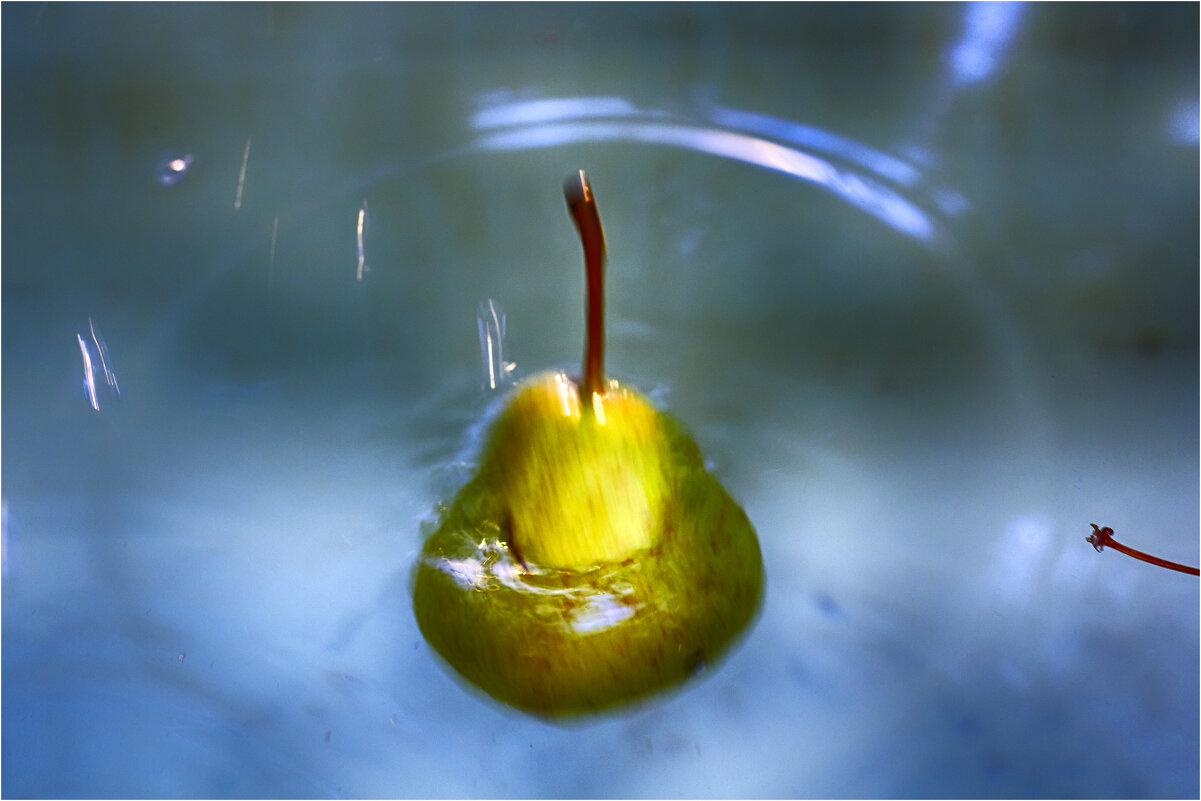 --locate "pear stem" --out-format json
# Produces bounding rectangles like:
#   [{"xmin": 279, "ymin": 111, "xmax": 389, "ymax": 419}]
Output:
[{"xmin": 564, "ymin": 170, "xmax": 606, "ymax": 404}]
